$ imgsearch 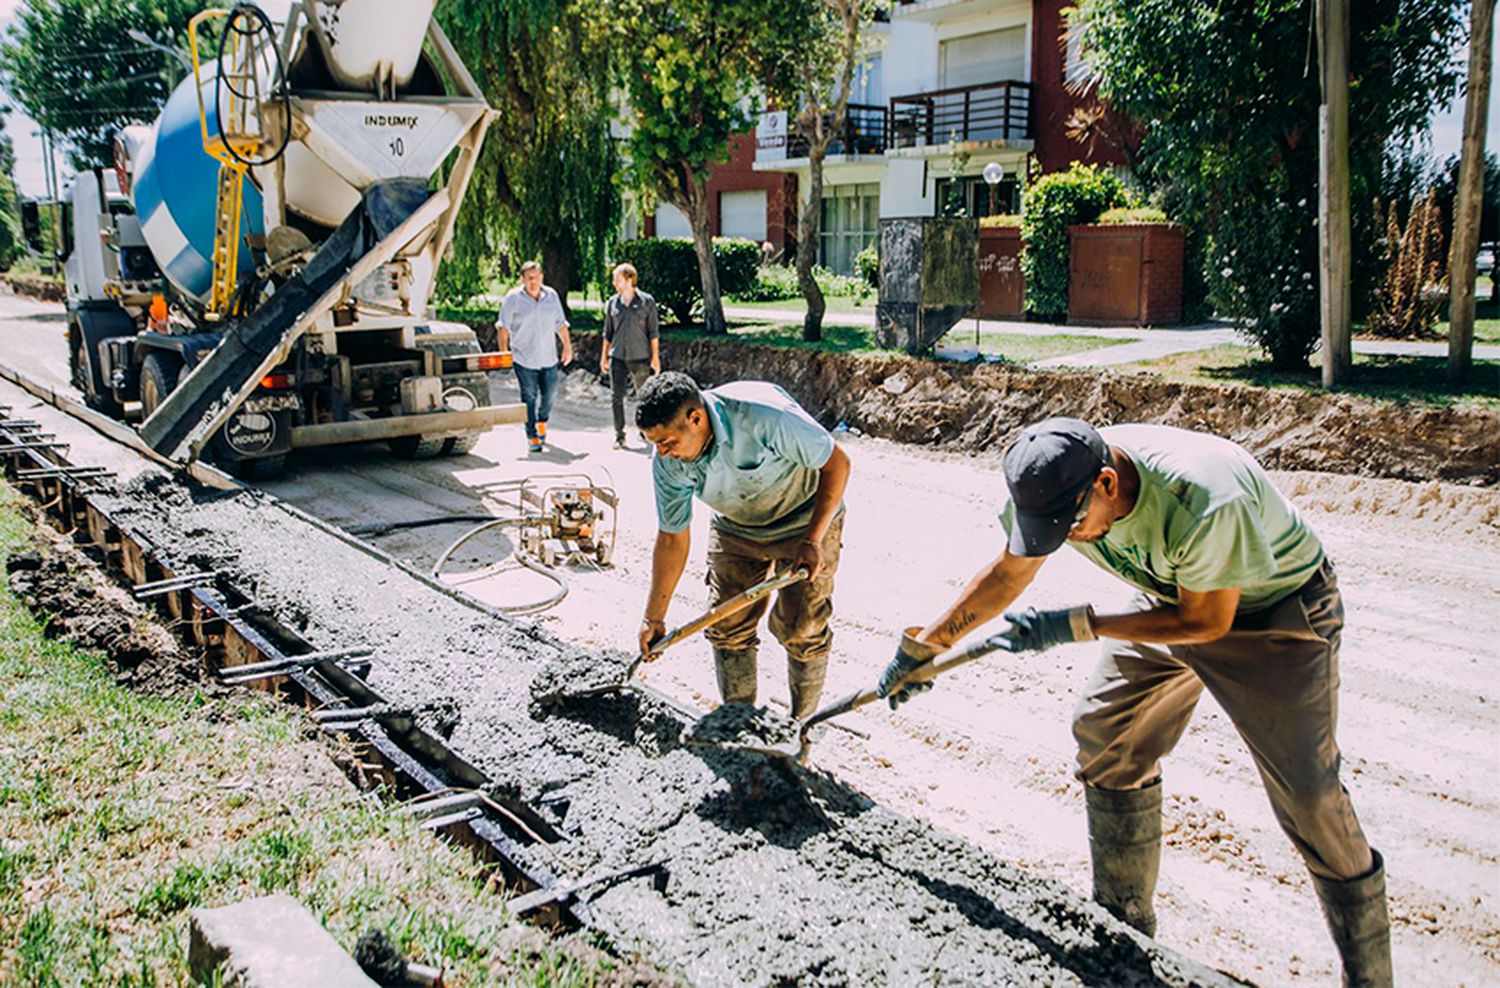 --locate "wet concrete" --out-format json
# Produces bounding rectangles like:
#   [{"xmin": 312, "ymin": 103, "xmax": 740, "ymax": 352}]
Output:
[
  {"xmin": 684, "ymin": 702, "xmax": 799, "ymax": 749},
  {"xmin": 82, "ymin": 468, "xmax": 1236, "ymax": 987}
]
